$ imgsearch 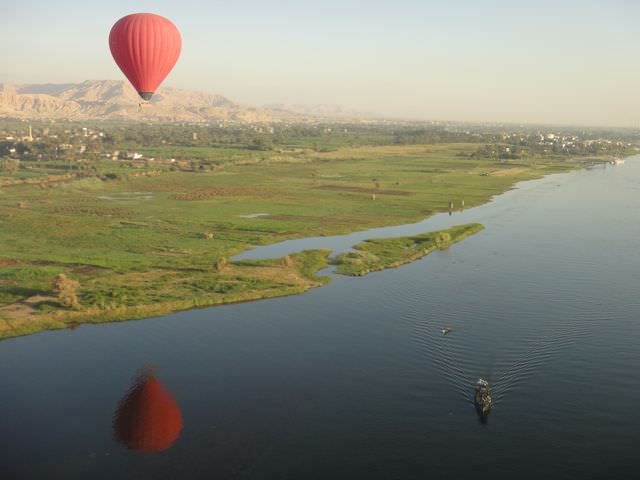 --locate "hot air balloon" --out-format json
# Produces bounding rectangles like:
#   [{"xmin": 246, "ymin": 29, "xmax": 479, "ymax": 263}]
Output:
[
  {"xmin": 109, "ymin": 13, "xmax": 182, "ymax": 101},
  {"xmin": 114, "ymin": 371, "xmax": 183, "ymax": 454}
]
